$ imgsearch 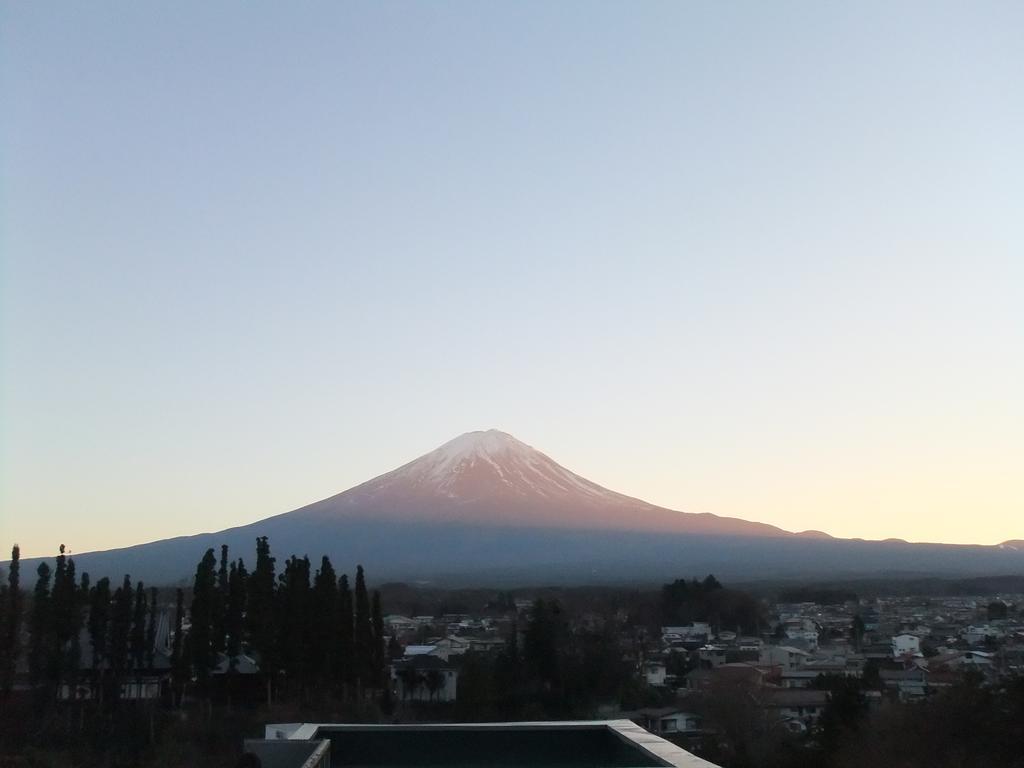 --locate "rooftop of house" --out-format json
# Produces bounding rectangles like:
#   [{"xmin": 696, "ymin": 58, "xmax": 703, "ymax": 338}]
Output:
[
  {"xmin": 393, "ymin": 654, "xmax": 452, "ymax": 671},
  {"xmin": 402, "ymin": 645, "xmax": 437, "ymax": 656}
]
